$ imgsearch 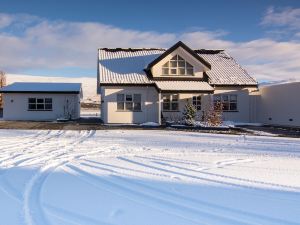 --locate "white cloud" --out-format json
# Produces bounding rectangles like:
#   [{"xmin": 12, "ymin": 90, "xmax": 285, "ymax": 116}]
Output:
[
  {"xmin": 181, "ymin": 33, "xmax": 300, "ymax": 81},
  {"xmin": 0, "ymin": 13, "xmax": 13, "ymax": 28},
  {"xmin": 260, "ymin": 6, "xmax": 300, "ymax": 40},
  {"xmin": 0, "ymin": 12, "xmax": 299, "ymax": 82},
  {"xmin": 261, "ymin": 6, "xmax": 300, "ymax": 30}
]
